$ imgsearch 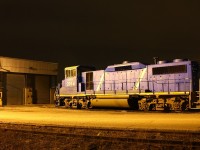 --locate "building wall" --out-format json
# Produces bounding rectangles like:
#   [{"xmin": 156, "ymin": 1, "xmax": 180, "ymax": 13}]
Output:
[{"xmin": 0, "ymin": 56, "xmax": 58, "ymax": 106}]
